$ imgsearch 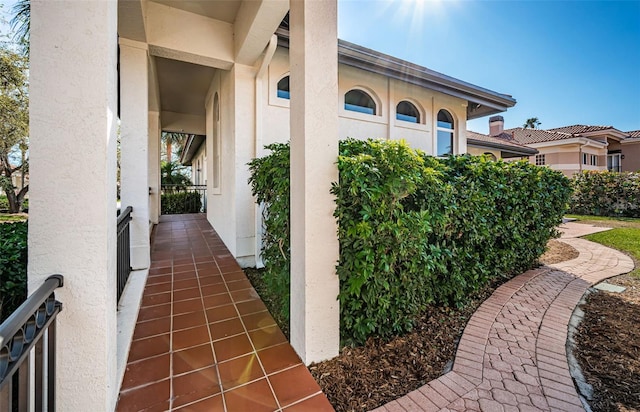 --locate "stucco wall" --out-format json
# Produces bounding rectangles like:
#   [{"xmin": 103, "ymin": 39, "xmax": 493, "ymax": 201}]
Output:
[
  {"xmin": 621, "ymin": 142, "xmax": 640, "ymax": 172},
  {"xmin": 262, "ymin": 46, "xmax": 467, "ymax": 156},
  {"xmin": 467, "ymin": 146, "xmax": 500, "ymax": 159},
  {"xmin": 206, "ymin": 70, "xmax": 237, "ymax": 255}
]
